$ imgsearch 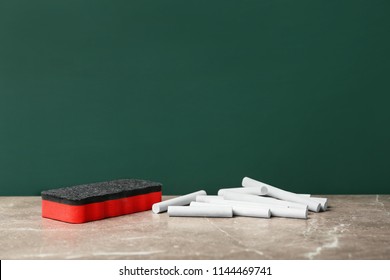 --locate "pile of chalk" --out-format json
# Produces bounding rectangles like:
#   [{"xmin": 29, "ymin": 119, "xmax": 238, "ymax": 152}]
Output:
[{"xmin": 152, "ymin": 177, "xmax": 328, "ymax": 219}]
